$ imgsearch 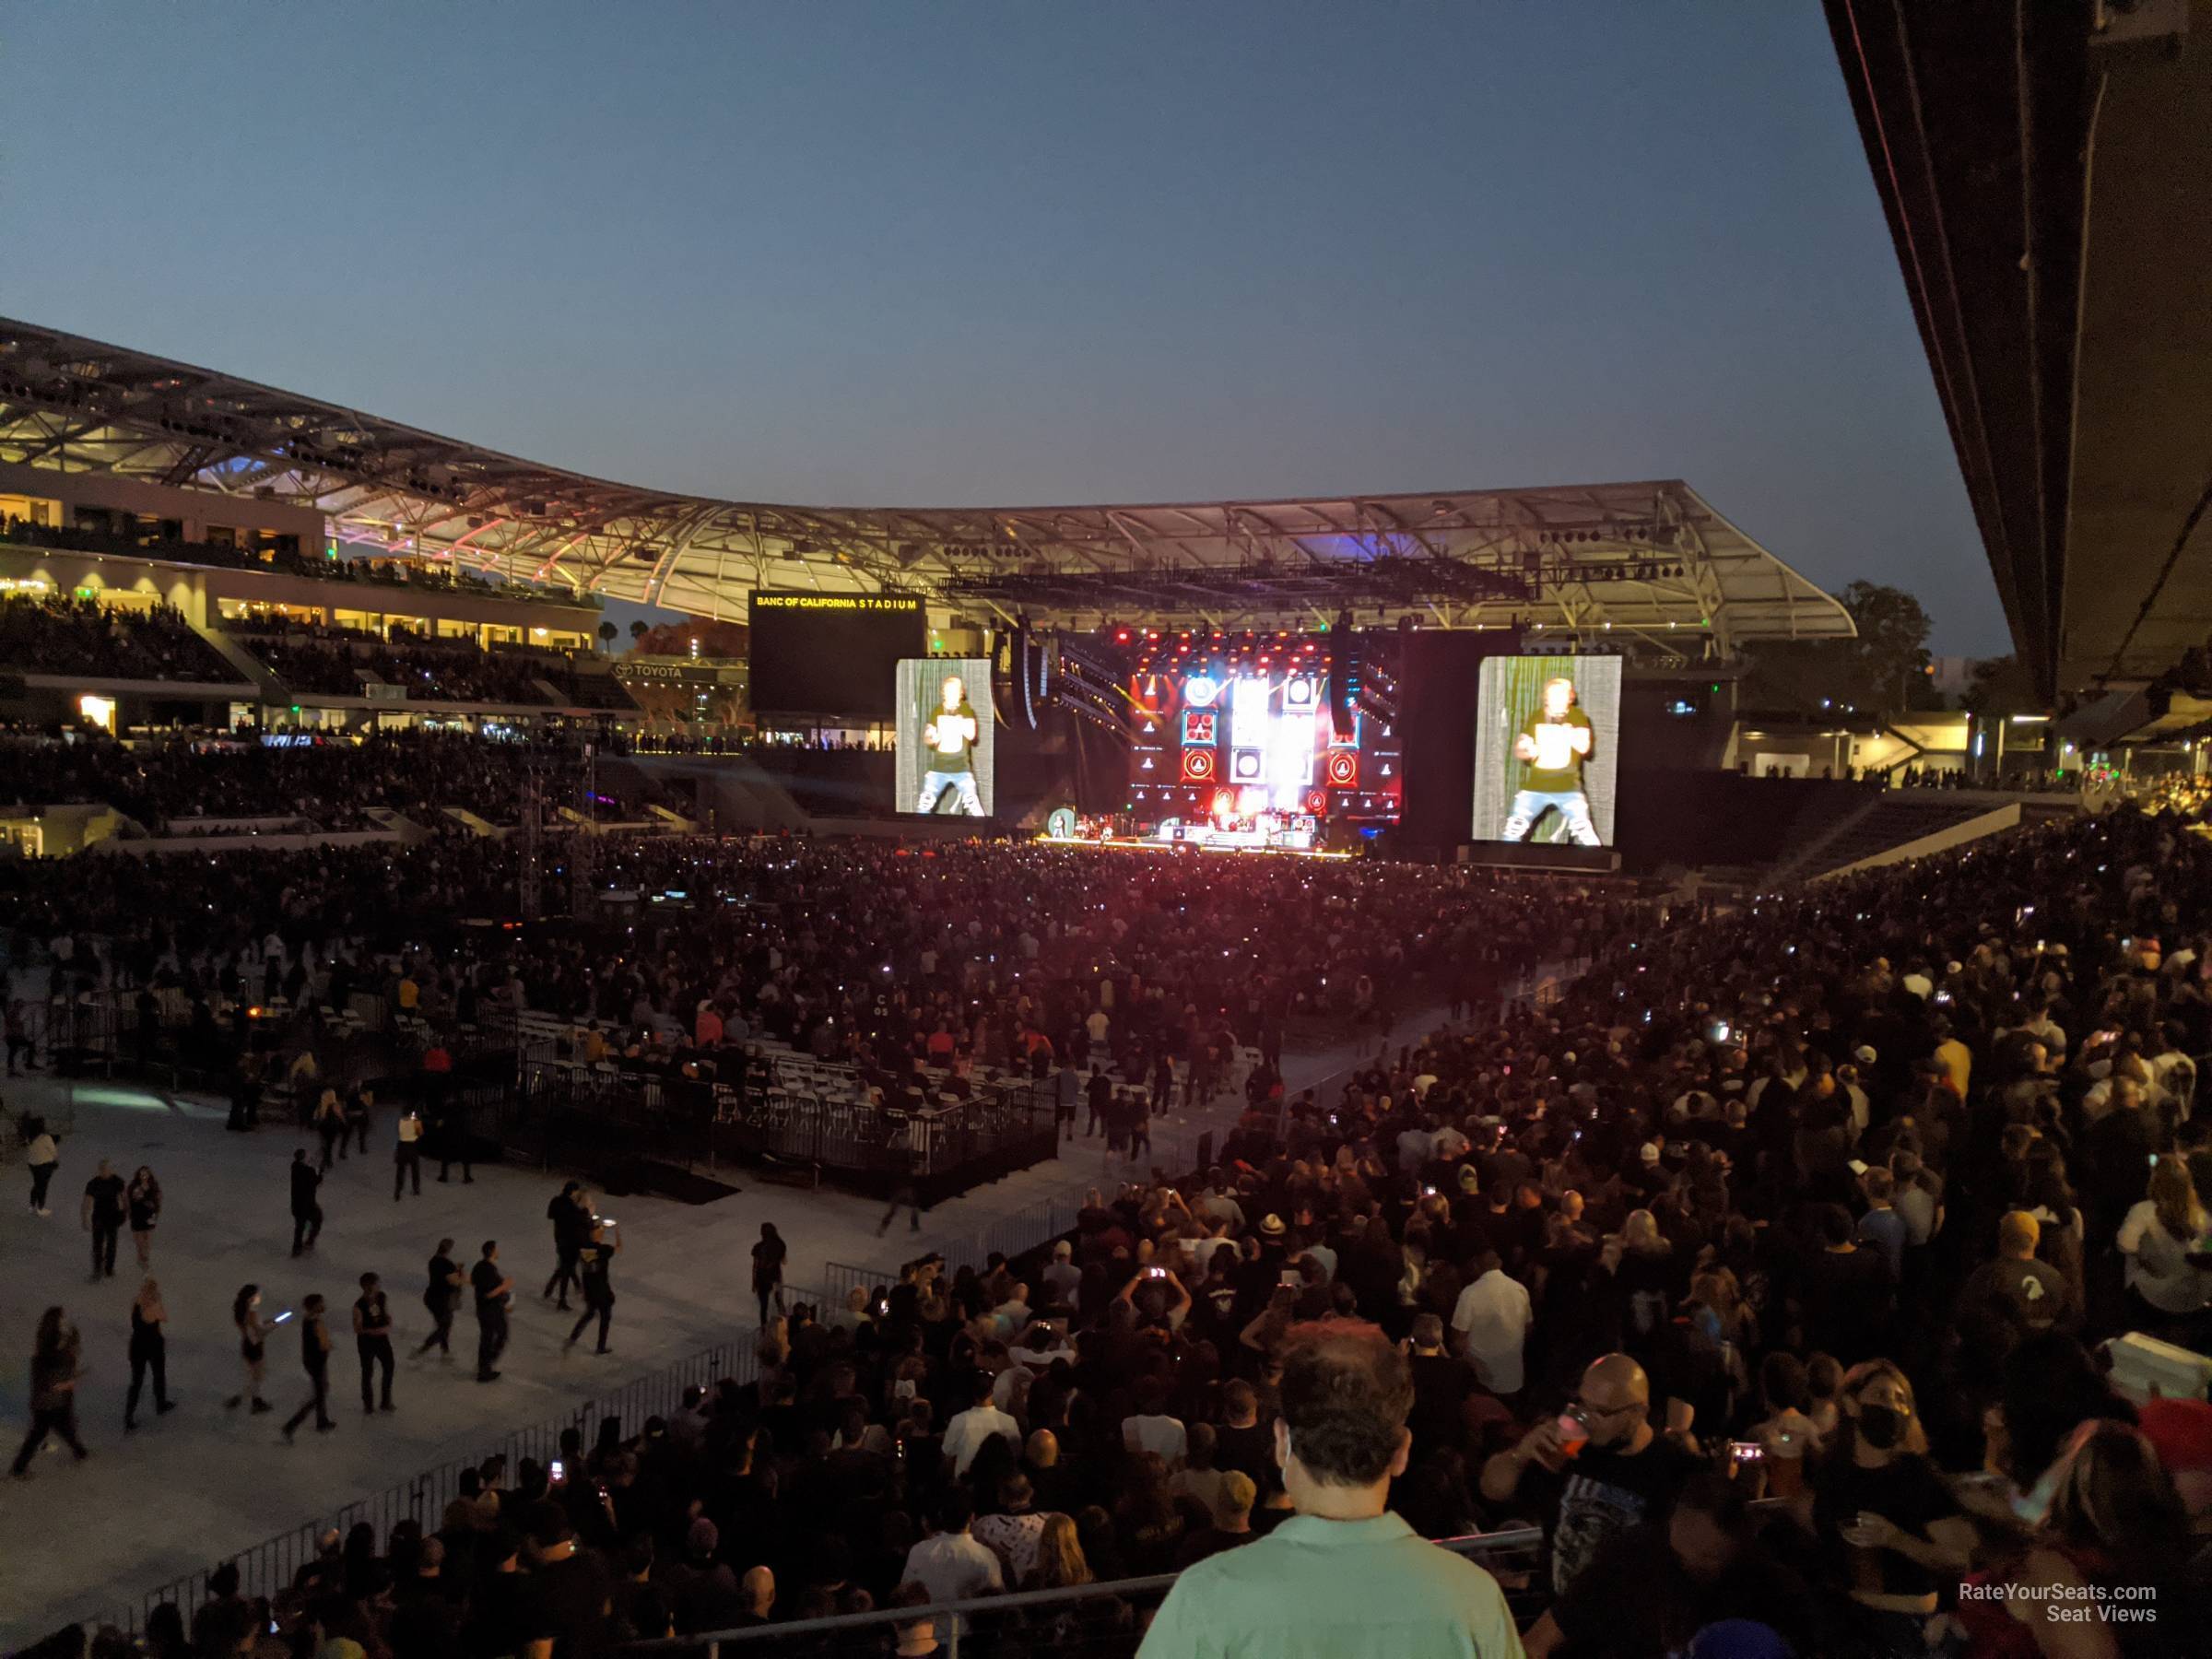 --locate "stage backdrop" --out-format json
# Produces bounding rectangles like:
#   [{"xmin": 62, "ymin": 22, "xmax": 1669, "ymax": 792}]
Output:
[
  {"xmin": 1471, "ymin": 653, "xmax": 1623, "ymax": 847},
  {"xmin": 895, "ymin": 656, "xmax": 995, "ymax": 818}
]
